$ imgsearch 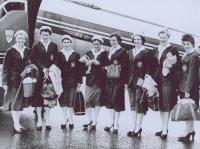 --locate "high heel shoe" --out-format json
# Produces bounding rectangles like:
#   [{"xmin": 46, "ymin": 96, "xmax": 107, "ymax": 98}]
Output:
[
  {"xmin": 178, "ymin": 131, "xmax": 195, "ymax": 142},
  {"xmin": 104, "ymin": 124, "xmax": 114, "ymax": 132},
  {"xmin": 61, "ymin": 124, "xmax": 66, "ymax": 129},
  {"xmin": 37, "ymin": 126, "xmax": 42, "ymax": 131},
  {"xmin": 127, "ymin": 131, "xmax": 135, "ymax": 137},
  {"xmin": 155, "ymin": 131, "xmax": 162, "ymax": 136},
  {"xmin": 132, "ymin": 128, "xmax": 142, "ymax": 137},
  {"xmin": 46, "ymin": 126, "xmax": 51, "ymax": 131},
  {"xmin": 83, "ymin": 121, "xmax": 92, "ymax": 128},
  {"xmin": 14, "ymin": 128, "xmax": 22, "ymax": 133},
  {"xmin": 160, "ymin": 133, "xmax": 168, "ymax": 140},
  {"xmin": 69, "ymin": 124, "xmax": 74, "ymax": 129},
  {"xmin": 113, "ymin": 124, "xmax": 119, "ymax": 134}
]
